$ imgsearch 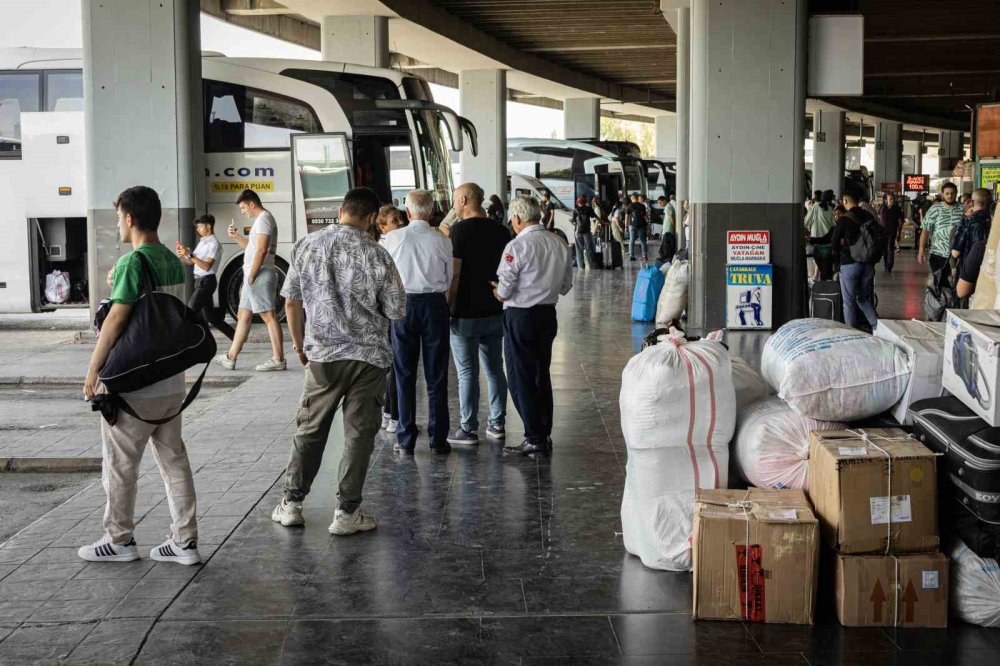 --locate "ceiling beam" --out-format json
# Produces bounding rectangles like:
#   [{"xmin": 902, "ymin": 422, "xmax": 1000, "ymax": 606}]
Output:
[
  {"xmin": 200, "ymin": 0, "xmax": 319, "ymax": 50},
  {"xmin": 222, "ymin": 0, "xmax": 295, "ymax": 16},
  {"xmin": 867, "ymin": 69, "xmax": 1000, "ymax": 79},
  {"xmin": 865, "ymin": 32, "xmax": 1000, "ymax": 44},
  {"xmin": 524, "ymin": 44, "xmax": 676, "ymax": 53},
  {"xmin": 818, "ymin": 96, "xmax": 968, "ymax": 132}
]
